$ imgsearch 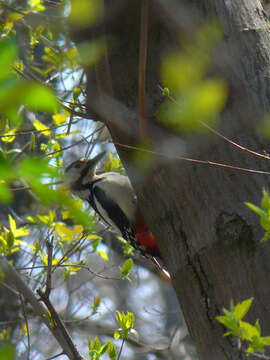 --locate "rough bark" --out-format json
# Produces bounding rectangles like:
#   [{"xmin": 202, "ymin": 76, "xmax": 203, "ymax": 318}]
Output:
[{"xmin": 73, "ymin": 0, "xmax": 270, "ymax": 358}]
